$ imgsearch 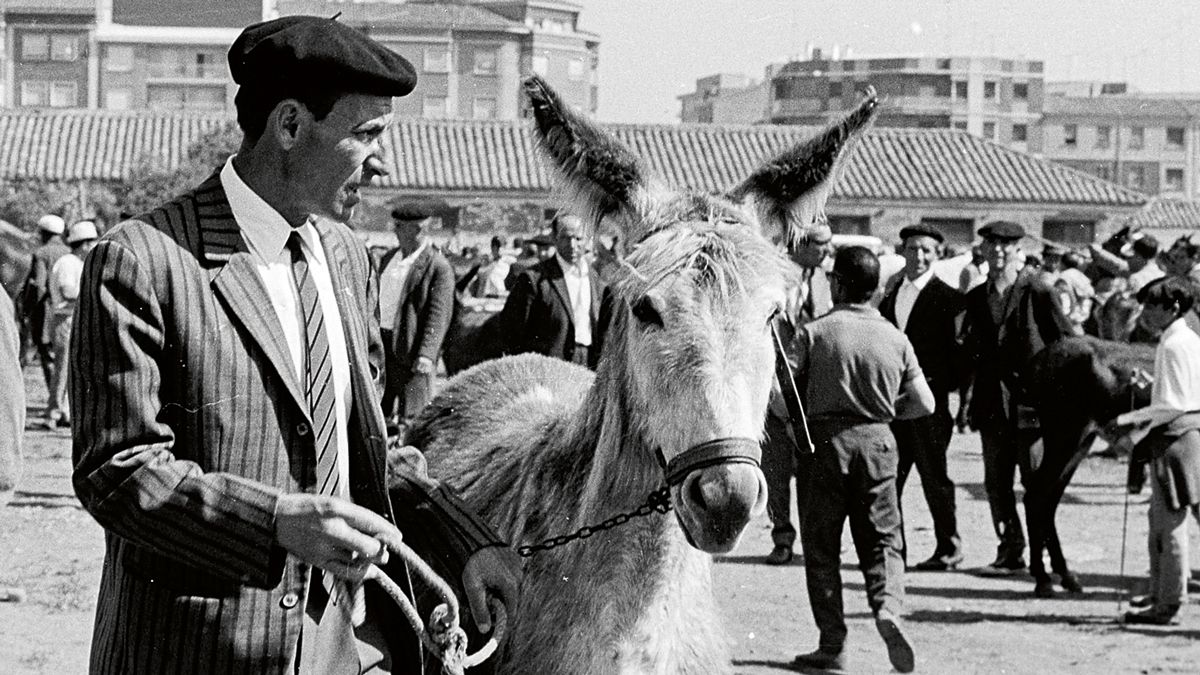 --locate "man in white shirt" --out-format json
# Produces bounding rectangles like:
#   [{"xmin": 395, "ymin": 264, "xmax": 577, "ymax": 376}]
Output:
[
  {"xmin": 1116, "ymin": 276, "xmax": 1200, "ymax": 625},
  {"xmin": 471, "ymin": 236, "xmax": 513, "ymax": 298},
  {"xmin": 45, "ymin": 221, "xmax": 97, "ymax": 426},
  {"xmin": 499, "ymin": 213, "xmax": 603, "ymax": 368}
]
